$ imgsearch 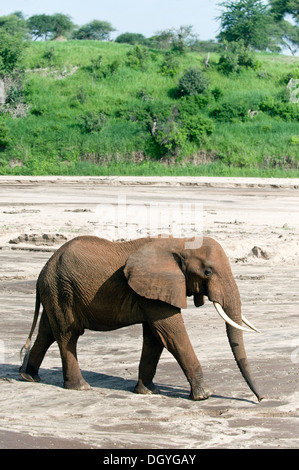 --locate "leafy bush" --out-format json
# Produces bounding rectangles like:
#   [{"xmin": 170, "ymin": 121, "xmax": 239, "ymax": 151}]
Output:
[
  {"xmin": 177, "ymin": 96, "xmax": 215, "ymax": 143},
  {"xmin": 178, "ymin": 95, "xmax": 211, "ymax": 116},
  {"xmin": 210, "ymin": 102, "xmax": 249, "ymax": 122},
  {"xmin": 259, "ymin": 97, "xmax": 299, "ymax": 121},
  {"xmin": 211, "ymin": 87, "xmax": 224, "ymax": 101},
  {"xmin": 100, "ymin": 60, "xmax": 121, "ymax": 78},
  {"xmin": 125, "ymin": 46, "xmax": 148, "ymax": 70},
  {"xmin": 142, "ymin": 97, "xmax": 214, "ymax": 158},
  {"xmin": 87, "ymin": 55, "xmax": 121, "ymax": 79},
  {"xmin": 115, "ymin": 33, "xmax": 147, "ymax": 45},
  {"xmin": 0, "ymin": 71, "xmax": 28, "ymax": 118},
  {"xmin": 72, "ymin": 20, "xmax": 115, "ymax": 41},
  {"xmin": 70, "ymin": 86, "xmax": 87, "ymax": 107},
  {"xmin": 76, "ymin": 111, "xmax": 107, "ymax": 133},
  {"xmin": 181, "ymin": 114, "xmax": 215, "ymax": 143},
  {"xmin": 136, "ymin": 88, "xmax": 153, "ymax": 101},
  {"xmin": 43, "ymin": 47, "xmax": 57, "ymax": 66},
  {"xmin": 152, "ymin": 120, "xmax": 188, "ymax": 157},
  {"xmin": 0, "ymin": 120, "xmax": 11, "ymax": 150},
  {"xmin": 281, "ymin": 69, "xmax": 299, "ymax": 85},
  {"xmin": 176, "ymin": 68, "xmax": 210, "ymax": 97},
  {"xmin": 159, "ymin": 51, "xmax": 179, "ymax": 77},
  {"xmin": 3, "ymin": 71, "xmax": 24, "ymax": 104},
  {"xmin": 217, "ymin": 40, "xmax": 261, "ymax": 75},
  {"xmin": 0, "ymin": 30, "xmax": 26, "ymax": 77}
]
